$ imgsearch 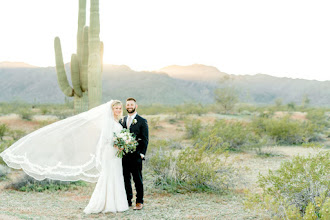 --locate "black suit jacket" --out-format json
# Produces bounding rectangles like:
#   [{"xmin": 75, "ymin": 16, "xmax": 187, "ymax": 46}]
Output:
[{"xmin": 120, "ymin": 114, "xmax": 149, "ymax": 159}]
